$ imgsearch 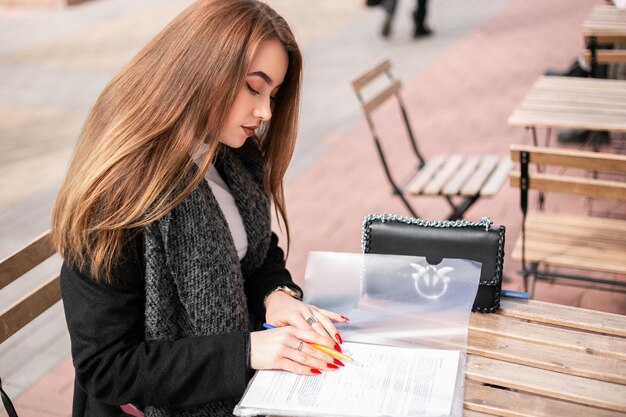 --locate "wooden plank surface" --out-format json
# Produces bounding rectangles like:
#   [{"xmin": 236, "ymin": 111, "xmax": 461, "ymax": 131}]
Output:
[
  {"xmin": 583, "ymin": 5, "xmax": 626, "ymax": 43},
  {"xmin": 423, "ymin": 155, "xmax": 464, "ymax": 195},
  {"xmin": 467, "ymin": 332, "xmax": 626, "ymax": 384},
  {"xmin": 465, "ymin": 356, "xmax": 626, "ymax": 413},
  {"xmin": 0, "ymin": 231, "xmax": 54, "ymax": 290},
  {"xmin": 404, "ymin": 156, "xmax": 445, "ymax": 194},
  {"xmin": 442, "ymin": 155, "xmax": 481, "ymax": 195},
  {"xmin": 497, "ymin": 299, "xmax": 626, "ymax": 337},
  {"xmin": 460, "ymin": 155, "xmax": 499, "ymax": 196},
  {"xmin": 479, "ymin": 157, "xmax": 513, "ymax": 196},
  {"xmin": 470, "ymin": 313, "xmax": 626, "ymax": 361},
  {"xmin": 509, "ymin": 172, "xmax": 626, "ymax": 200},
  {"xmin": 510, "ymin": 211, "xmax": 626, "ymax": 275},
  {"xmin": 464, "ymin": 382, "xmax": 626, "ymax": 417},
  {"xmin": 510, "ymin": 144, "xmax": 626, "ymax": 173},
  {"xmin": 363, "ymin": 79, "xmax": 402, "ymax": 114},
  {"xmin": 351, "ymin": 59, "xmax": 391, "ymax": 91},
  {"xmin": 508, "ymin": 76, "xmax": 626, "ymax": 131},
  {"xmin": 0, "ymin": 274, "xmax": 61, "ymax": 343}
]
